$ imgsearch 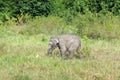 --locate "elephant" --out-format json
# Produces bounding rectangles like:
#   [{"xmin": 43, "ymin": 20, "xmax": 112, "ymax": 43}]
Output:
[{"xmin": 47, "ymin": 34, "xmax": 83, "ymax": 59}]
